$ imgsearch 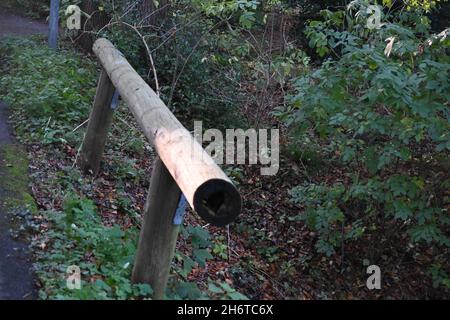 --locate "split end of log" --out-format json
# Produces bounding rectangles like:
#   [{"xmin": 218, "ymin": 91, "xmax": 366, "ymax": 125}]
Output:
[{"xmin": 193, "ymin": 179, "xmax": 241, "ymax": 227}]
